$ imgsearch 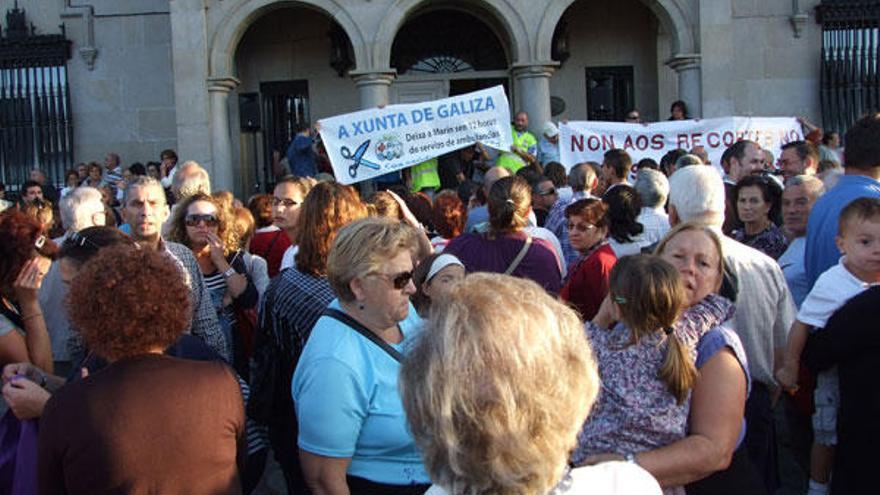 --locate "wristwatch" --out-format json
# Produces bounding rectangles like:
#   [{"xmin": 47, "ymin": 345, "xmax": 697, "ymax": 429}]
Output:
[{"xmin": 223, "ymin": 267, "xmax": 236, "ymax": 278}]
